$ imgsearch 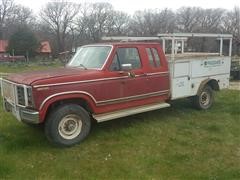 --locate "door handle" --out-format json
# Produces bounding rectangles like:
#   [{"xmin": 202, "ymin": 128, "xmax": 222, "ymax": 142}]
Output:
[{"xmin": 127, "ymin": 72, "xmax": 135, "ymax": 78}]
